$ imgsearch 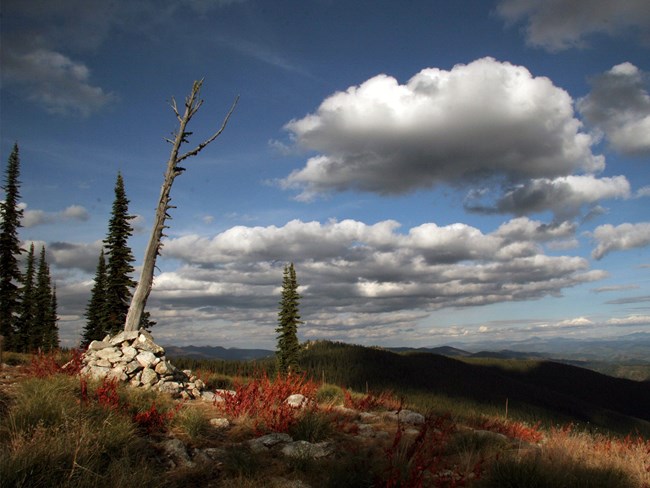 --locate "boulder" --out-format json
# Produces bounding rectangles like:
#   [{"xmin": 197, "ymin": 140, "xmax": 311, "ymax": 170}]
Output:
[
  {"xmin": 285, "ymin": 393, "xmax": 308, "ymax": 408},
  {"xmin": 281, "ymin": 441, "xmax": 333, "ymax": 459}
]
